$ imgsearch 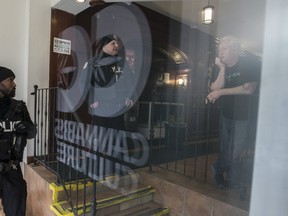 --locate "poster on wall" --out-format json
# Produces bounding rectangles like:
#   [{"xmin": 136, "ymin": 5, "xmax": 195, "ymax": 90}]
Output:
[{"xmin": 53, "ymin": 37, "xmax": 71, "ymax": 55}]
